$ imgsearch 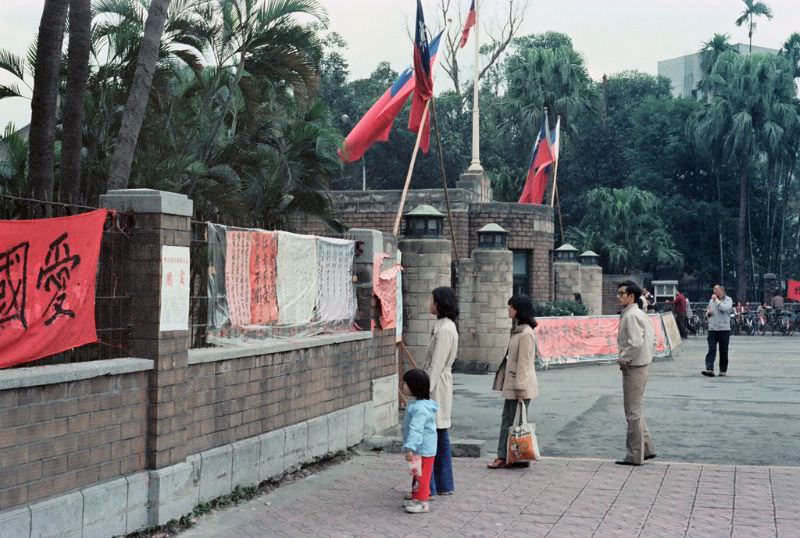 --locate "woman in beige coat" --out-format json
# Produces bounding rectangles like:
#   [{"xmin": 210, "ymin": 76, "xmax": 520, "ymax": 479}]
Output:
[
  {"xmin": 423, "ymin": 286, "xmax": 458, "ymax": 495},
  {"xmin": 488, "ymin": 294, "xmax": 539, "ymax": 468}
]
